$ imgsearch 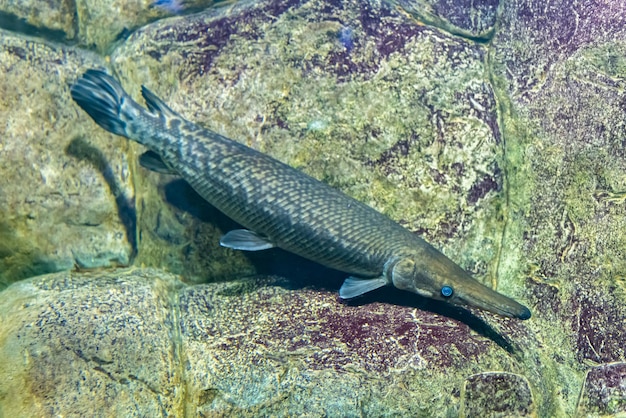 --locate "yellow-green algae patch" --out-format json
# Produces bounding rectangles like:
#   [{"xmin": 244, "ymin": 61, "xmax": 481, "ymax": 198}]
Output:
[{"xmin": 491, "ymin": 18, "xmax": 626, "ymax": 415}]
